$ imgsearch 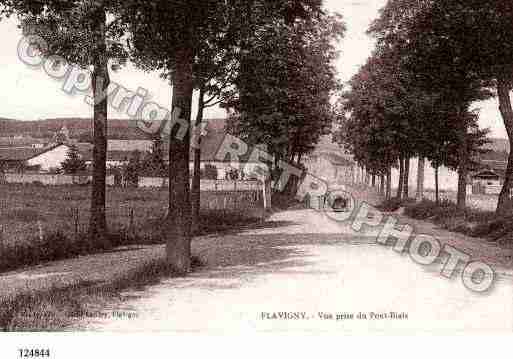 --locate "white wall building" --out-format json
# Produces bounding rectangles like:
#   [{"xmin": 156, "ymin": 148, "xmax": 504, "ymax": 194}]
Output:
[
  {"xmin": 26, "ymin": 144, "xmax": 71, "ymax": 172},
  {"xmin": 108, "ymin": 140, "xmax": 153, "ymax": 152}
]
